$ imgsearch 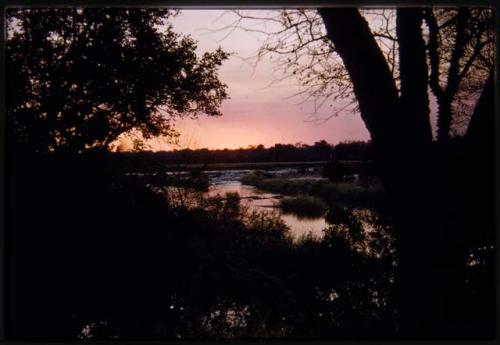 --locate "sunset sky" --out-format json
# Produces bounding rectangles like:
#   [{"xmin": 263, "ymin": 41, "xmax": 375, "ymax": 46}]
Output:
[
  {"xmin": 119, "ymin": 10, "xmax": 439, "ymax": 151},
  {"xmin": 115, "ymin": 9, "xmax": 369, "ymax": 151}
]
